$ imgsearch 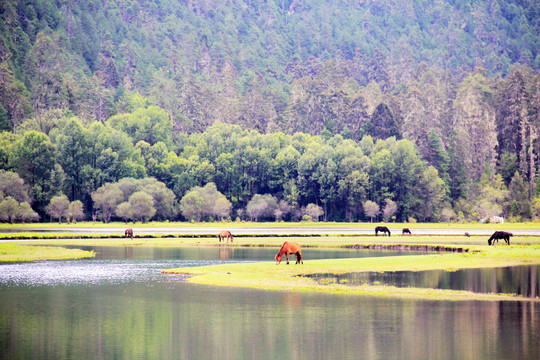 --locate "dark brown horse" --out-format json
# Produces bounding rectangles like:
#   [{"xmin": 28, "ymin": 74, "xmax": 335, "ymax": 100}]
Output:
[
  {"xmin": 375, "ymin": 226, "xmax": 391, "ymax": 236},
  {"xmin": 402, "ymin": 228, "xmax": 411, "ymax": 235},
  {"xmin": 488, "ymin": 231, "xmax": 512, "ymax": 245},
  {"xmin": 218, "ymin": 230, "xmax": 234, "ymax": 243},
  {"xmin": 275, "ymin": 241, "xmax": 303, "ymax": 265},
  {"xmin": 125, "ymin": 228, "xmax": 133, "ymax": 240}
]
